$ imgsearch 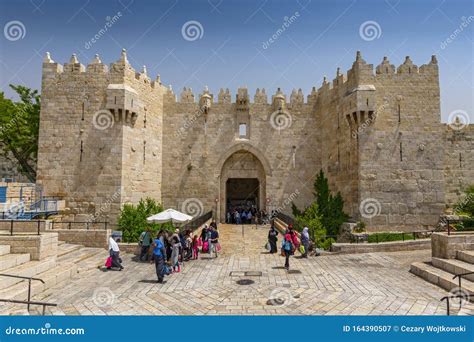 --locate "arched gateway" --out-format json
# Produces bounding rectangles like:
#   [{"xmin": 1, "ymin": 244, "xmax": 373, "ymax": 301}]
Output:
[{"xmin": 217, "ymin": 145, "xmax": 271, "ymax": 222}]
